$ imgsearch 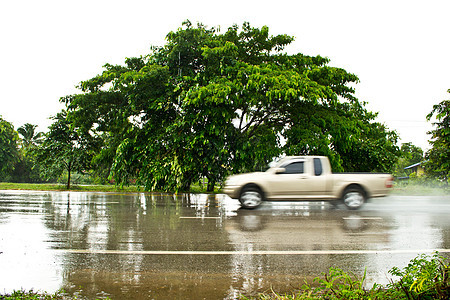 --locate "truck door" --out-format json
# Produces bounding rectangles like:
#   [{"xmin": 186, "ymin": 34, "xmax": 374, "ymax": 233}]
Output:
[
  {"xmin": 267, "ymin": 160, "xmax": 308, "ymax": 198},
  {"xmin": 268, "ymin": 158, "xmax": 329, "ymax": 199}
]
